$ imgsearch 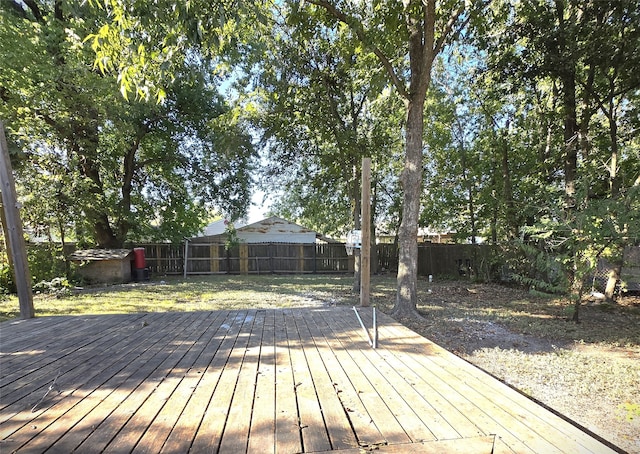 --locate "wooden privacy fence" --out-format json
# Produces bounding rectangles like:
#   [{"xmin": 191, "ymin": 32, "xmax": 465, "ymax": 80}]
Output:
[
  {"xmin": 377, "ymin": 243, "xmax": 497, "ymax": 279},
  {"xmin": 137, "ymin": 242, "xmax": 496, "ymax": 278},
  {"xmin": 138, "ymin": 242, "xmax": 352, "ymax": 275}
]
